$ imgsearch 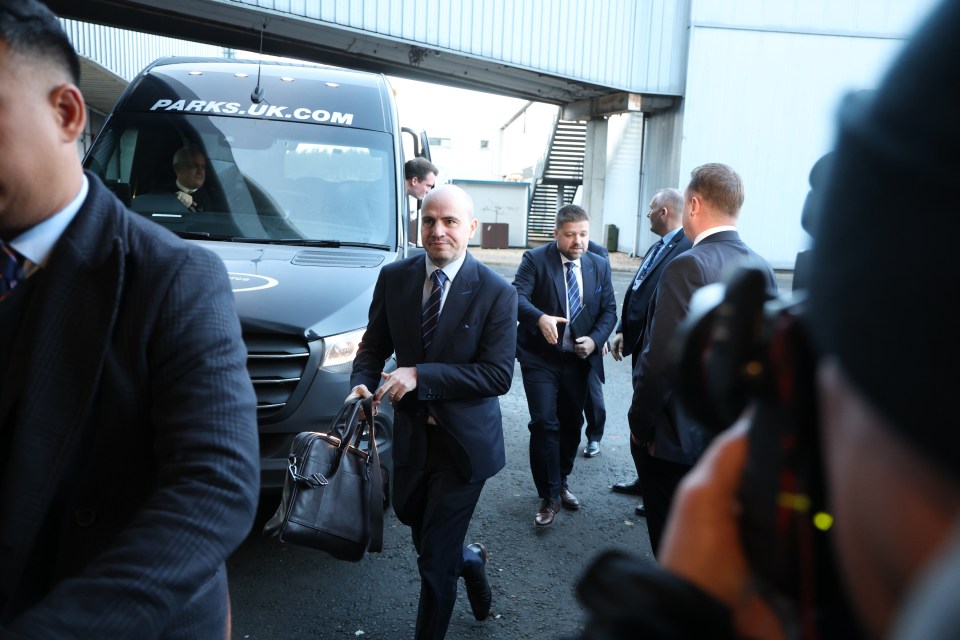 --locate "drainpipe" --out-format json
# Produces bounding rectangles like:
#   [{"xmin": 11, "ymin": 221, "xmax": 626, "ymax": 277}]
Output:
[{"xmin": 633, "ymin": 114, "xmax": 647, "ymax": 258}]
